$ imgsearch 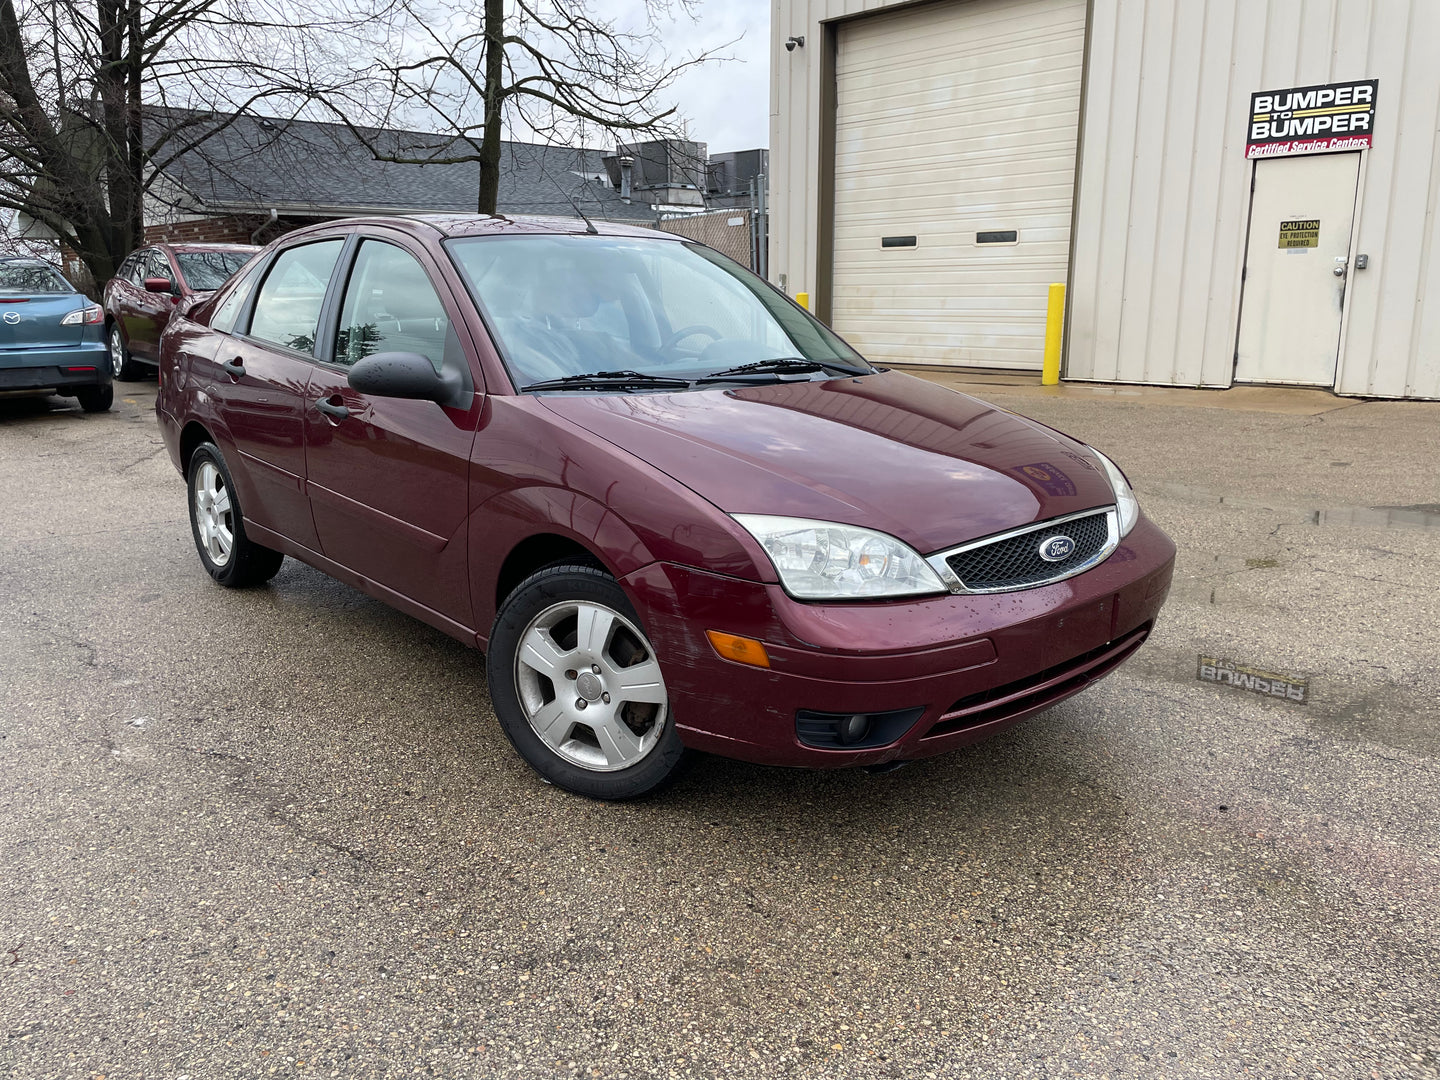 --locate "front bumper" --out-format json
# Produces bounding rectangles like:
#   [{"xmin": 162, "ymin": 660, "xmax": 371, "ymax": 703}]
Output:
[
  {"xmin": 622, "ymin": 515, "xmax": 1176, "ymax": 768},
  {"xmin": 0, "ymin": 343, "xmax": 110, "ymax": 394}
]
